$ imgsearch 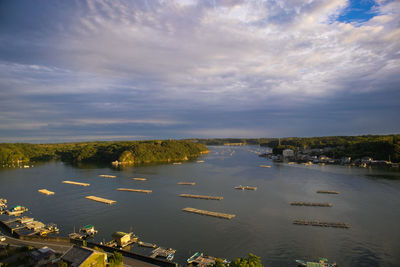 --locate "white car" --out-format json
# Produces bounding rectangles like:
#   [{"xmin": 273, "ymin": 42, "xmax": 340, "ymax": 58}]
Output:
[{"xmin": 0, "ymin": 236, "xmax": 6, "ymax": 242}]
